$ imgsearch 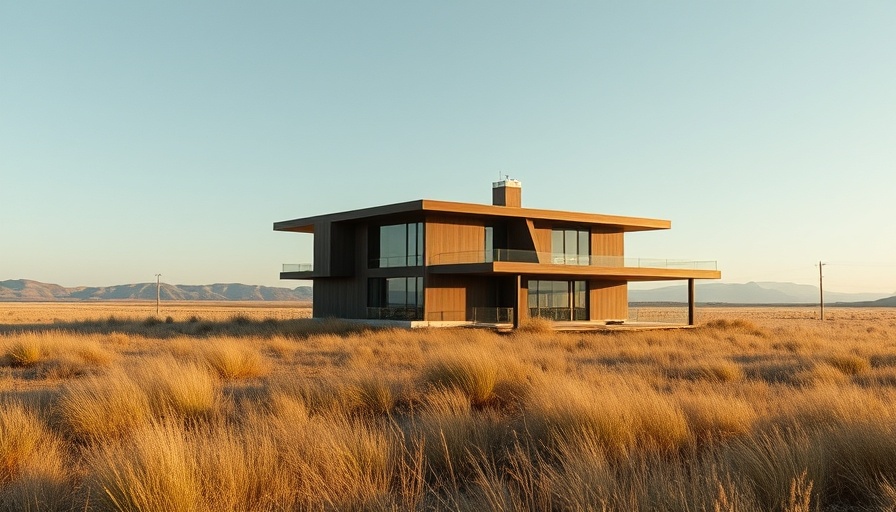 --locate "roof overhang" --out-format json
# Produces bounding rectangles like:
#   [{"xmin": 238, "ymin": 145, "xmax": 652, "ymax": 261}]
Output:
[{"xmin": 274, "ymin": 199, "xmax": 670, "ymax": 233}]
